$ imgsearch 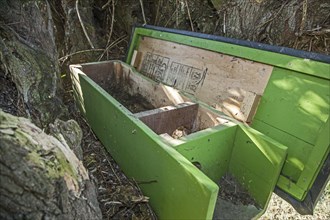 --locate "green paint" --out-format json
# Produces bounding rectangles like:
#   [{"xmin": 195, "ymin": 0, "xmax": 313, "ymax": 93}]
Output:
[
  {"xmin": 252, "ymin": 67, "xmax": 329, "ymax": 200},
  {"xmin": 72, "ymin": 25, "xmax": 329, "ymax": 217},
  {"xmin": 77, "ymin": 72, "xmax": 219, "ymax": 219},
  {"xmin": 176, "ymin": 123, "xmax": 287, "ymax": 209},
  {"xmin": 175, "ymin": 125, "xmax": 237, "ymax": 182},
  {"xmin": 277, "ymin": 175, "xmax": 306, "ymax": 199},
  {"xmin": 71, "ymin": 60, "xmax": 288, "ymax": 218},
  {"xmin": 296, "ymin": 119, "xmax": 330, "ymax": 192},
  {"xmin": 254, "ymin": 67, "xmax": 329, "ymax": 146},
  {"xmin": 229, "ymin": 125, "xmax": 287, "ymax": 207}
]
